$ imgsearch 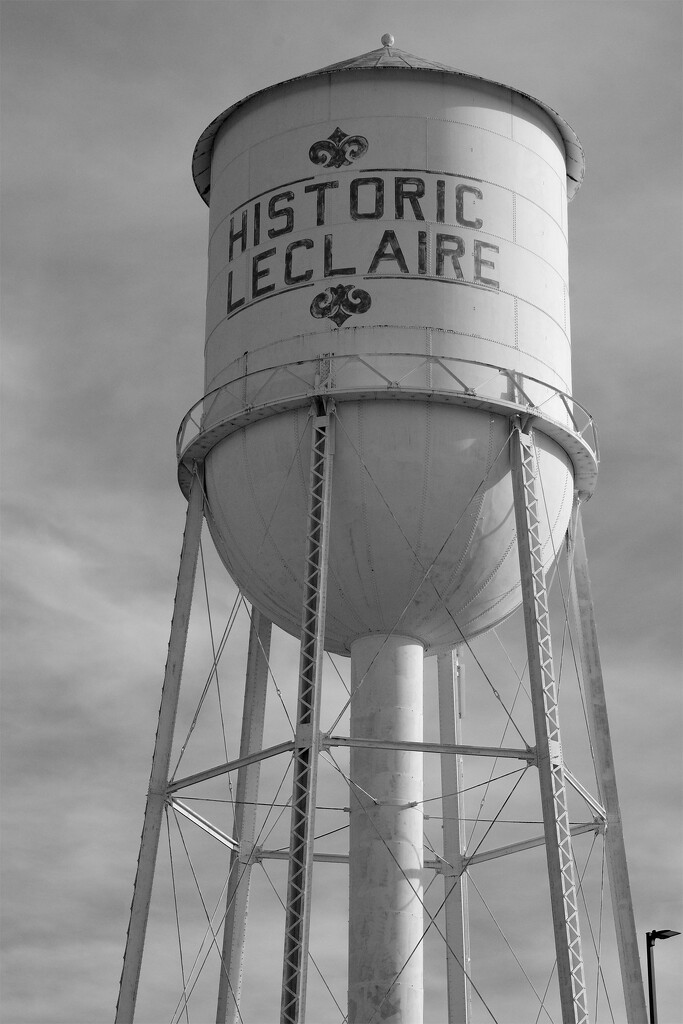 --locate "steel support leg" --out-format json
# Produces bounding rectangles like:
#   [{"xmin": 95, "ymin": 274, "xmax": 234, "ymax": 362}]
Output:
[
  {"xmin": 216, "ymin": 609, "xmax": 273, "ymax": 1024},
  {"xmin": 568, "ymin": 508, "xmax": 648, "ymax": 1023},
  {"xmin": 510, "ymin": 426, "xmax": 589, "ymax": 1024},
  {"xmin": 437, "ymin": 650, "xmax": 471, "ymax": 1024},
  {"xmin": 280, "ymin": 402, "xmax": 335, "ymax": 1024},
  {"xmin": 116, "ymin": 468, "xmax": 205, "ymax": 1023}
]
